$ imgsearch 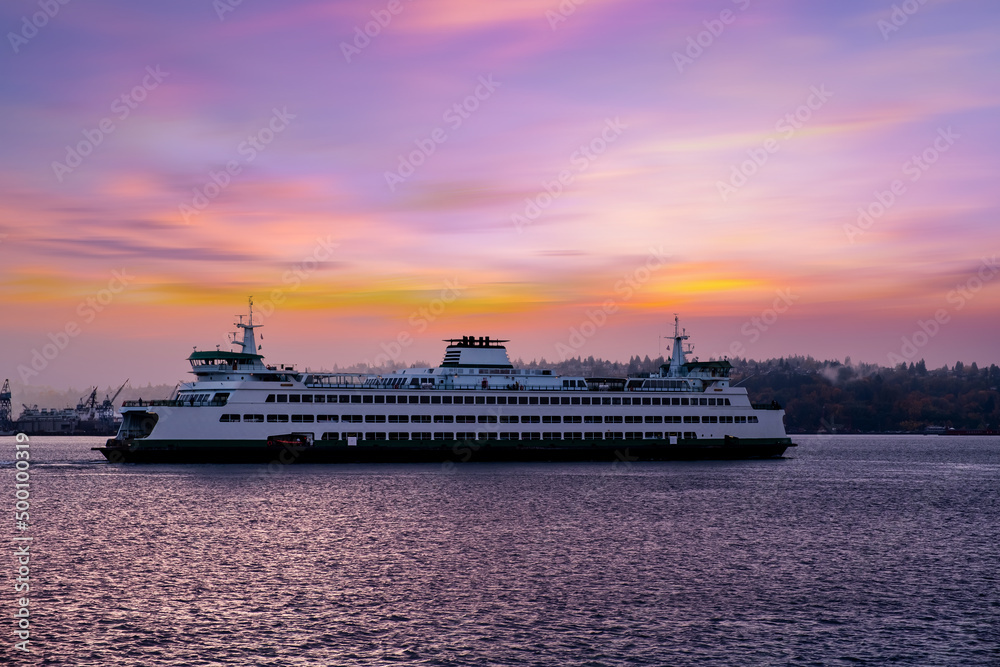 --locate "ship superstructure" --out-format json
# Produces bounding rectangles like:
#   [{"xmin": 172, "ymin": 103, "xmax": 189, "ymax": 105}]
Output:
[{"xmin": 98, "ymin": 301, "xmax": 795, "ymax": 463}]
